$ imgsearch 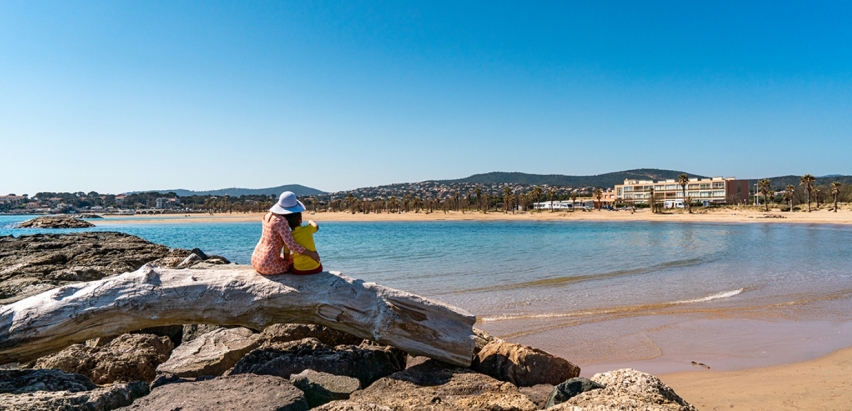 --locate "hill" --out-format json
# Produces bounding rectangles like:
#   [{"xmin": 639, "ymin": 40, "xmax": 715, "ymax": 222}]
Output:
[
  {"xmin": 437, "ymin": 169, "xmax": 707, "ymax": 188},
  {"xmin": 151, "ymin": 184, "xmax": 325, "ymax": 197}
]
